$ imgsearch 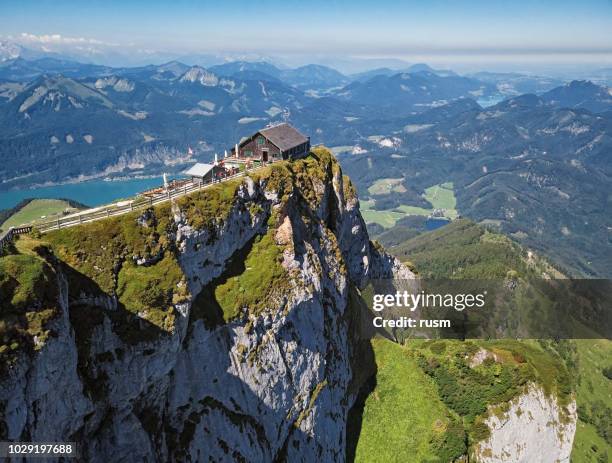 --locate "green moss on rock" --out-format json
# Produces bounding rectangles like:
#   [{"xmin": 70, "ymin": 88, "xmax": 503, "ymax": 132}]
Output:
[
  {"xmin": 43, "ymin": 202, "xmax": 189, "ymax": 334},
  {"xmin": 117, "ymin": 253, "xmax": 187, "ymax": 332},
  {"xmin": 0, "ymin": 239, "xmax": 60, "ymax": 364},
  {"xmin": 214, "ymin": 230, "xmax": 289, "ymax": 321},
  {"xmin": 342, "ymin": 175, "xmax": 358, "ymax": 202},
  {"xmin": 3, "ymin": 148, "xmax": 345, "ymax": 349},
  {"xmin": 295, "ymin": 379, "xmax": 328, "ymax": 428},
  {"xmin": 176, "ymin": 178, "xmax": 243, "ymax": 231},
  {"xmin": 45, "ymin": 205, "xmax": 174, "ymax": 294}
]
